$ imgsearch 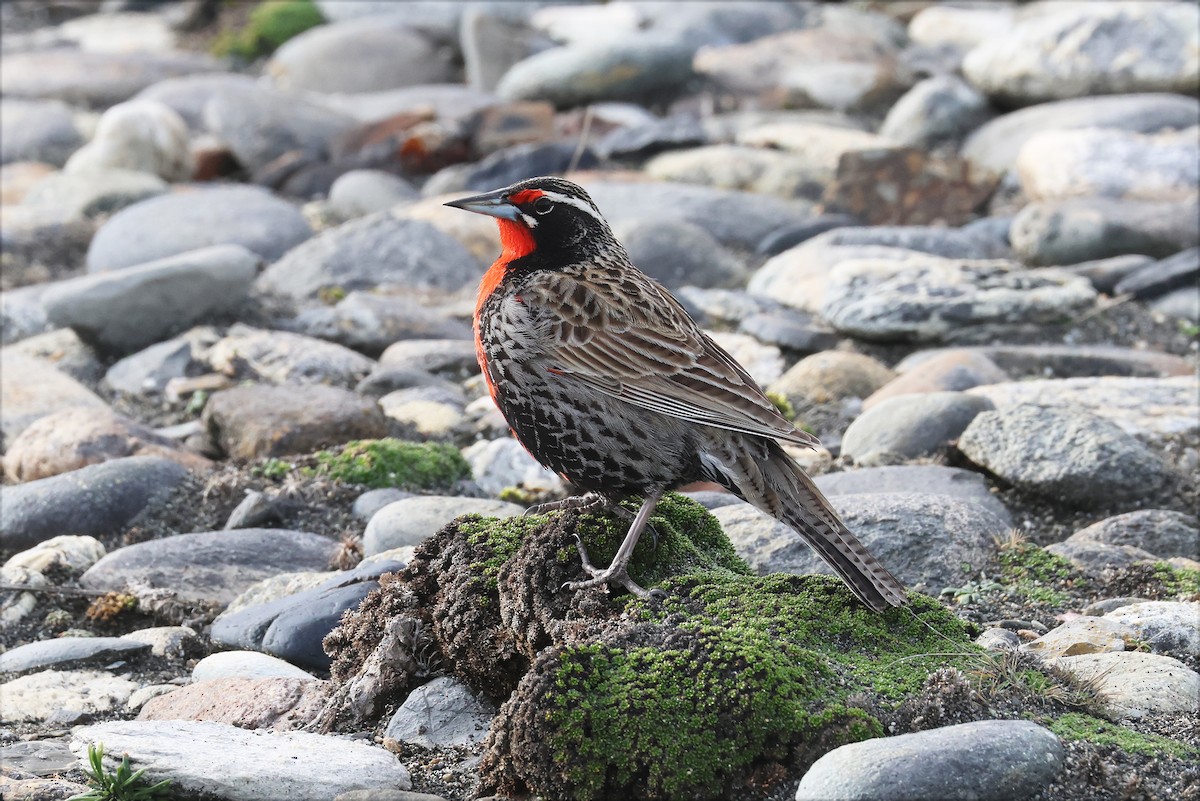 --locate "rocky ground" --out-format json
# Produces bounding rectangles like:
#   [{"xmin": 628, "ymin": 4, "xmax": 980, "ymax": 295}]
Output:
[{"xmin": 1, "ymin": 2, "xmax": 1198, "ymax": 800}]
